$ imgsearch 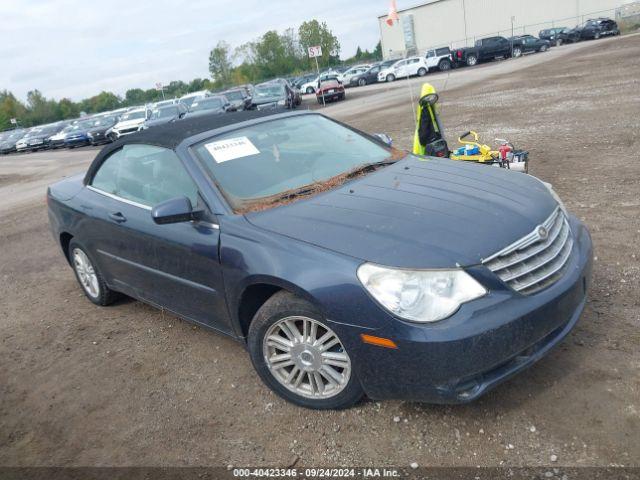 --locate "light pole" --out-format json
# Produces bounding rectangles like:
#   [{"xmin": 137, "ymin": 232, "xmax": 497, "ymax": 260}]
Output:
[
  {"xmin": 462, "ymin": 0, "xmax": 469, "ymax": 46},
  {"xmin": 510, "ymin": 16, "xmax": 515, "ymax": 57}
]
